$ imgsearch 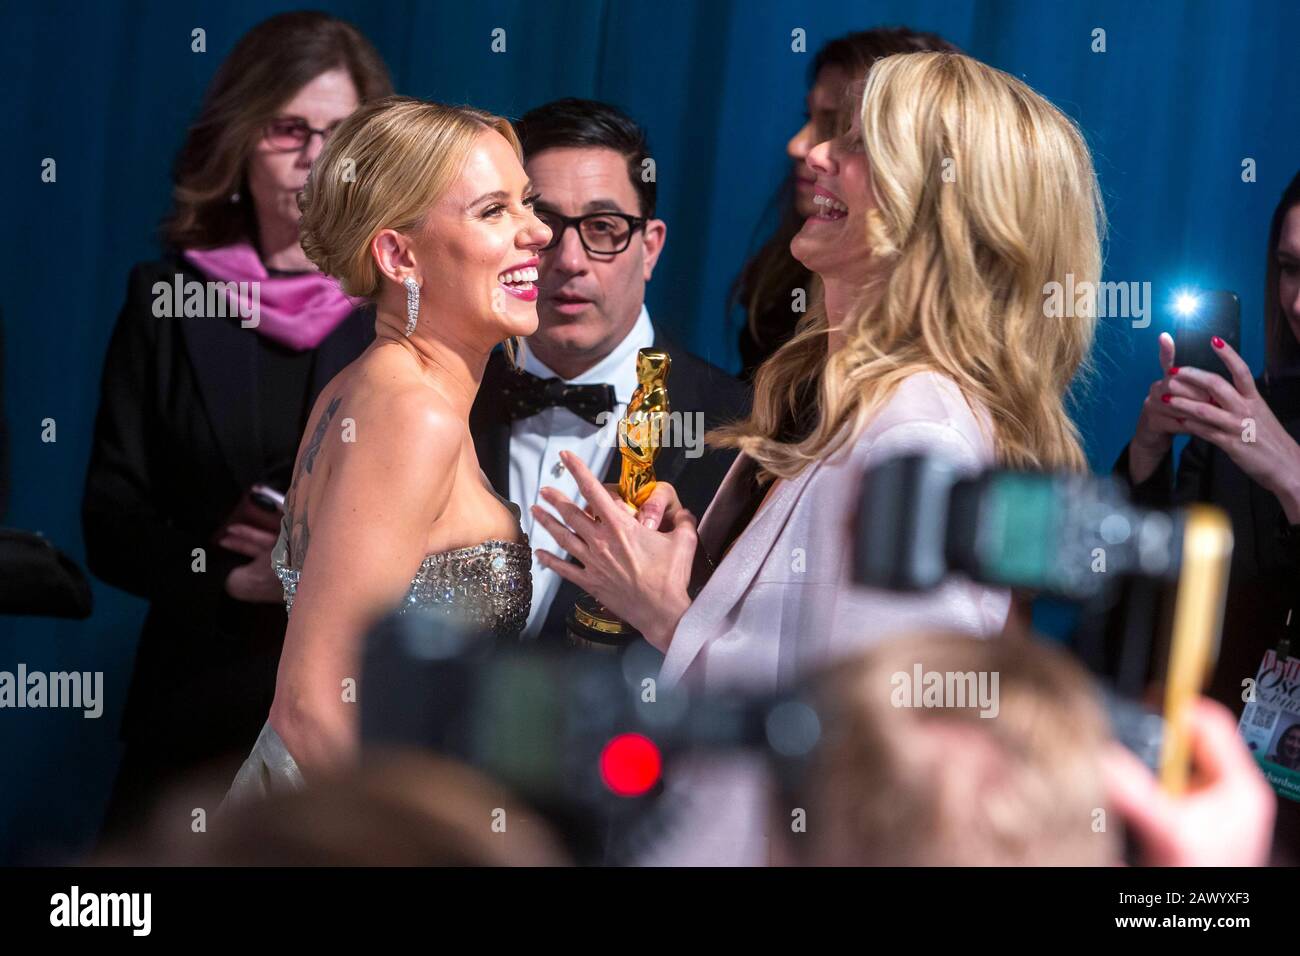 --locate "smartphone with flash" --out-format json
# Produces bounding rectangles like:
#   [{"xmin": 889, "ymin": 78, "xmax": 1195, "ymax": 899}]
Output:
[
  {"xmin": 1171, "ymin": 290, "xmax": 1240, "ymax": 376},
  {"xmin": 250, "ymin": 483, "xmax": 286, "ymax": 514}
]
